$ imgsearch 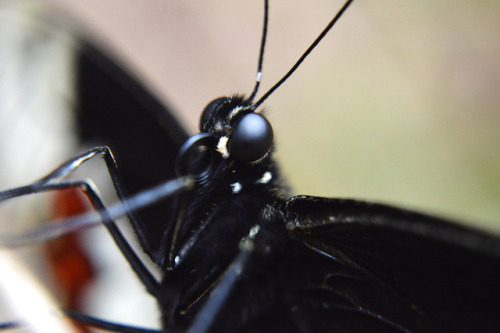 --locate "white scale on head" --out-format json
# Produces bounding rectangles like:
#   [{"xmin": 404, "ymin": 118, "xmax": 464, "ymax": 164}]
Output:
[
  {"xmin": 256, "ymin": 171, "xmax": 272, "ymax": 184},
  {"xmin": 230, "ymin": 182, "xmax": 242, "ymax": 193},
  {"xmin": 228, "ymin": 106, "xmax": 246, "ymax": 121},
  {"xmin": 216, "ymin": 136, "xmax": 229, "ymax": 159},
  {"xmin": 230, "ymin": 171, "xmax": 272, "ymax": 194},
  {"xmin": 215, "ymin": 106, "xmax": 250, "ymax": 159}
]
